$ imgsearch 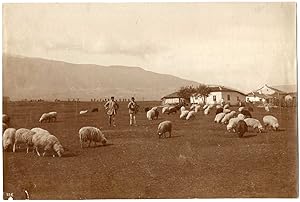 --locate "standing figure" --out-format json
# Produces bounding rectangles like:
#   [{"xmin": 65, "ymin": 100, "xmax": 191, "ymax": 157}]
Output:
[
  {"xmin": 104, "ymin": 96, "xmax": 119, "ymax": 127},
  {"xmin": 128, "ymin": 97, "xmax": 139, "ymax": 126}
]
